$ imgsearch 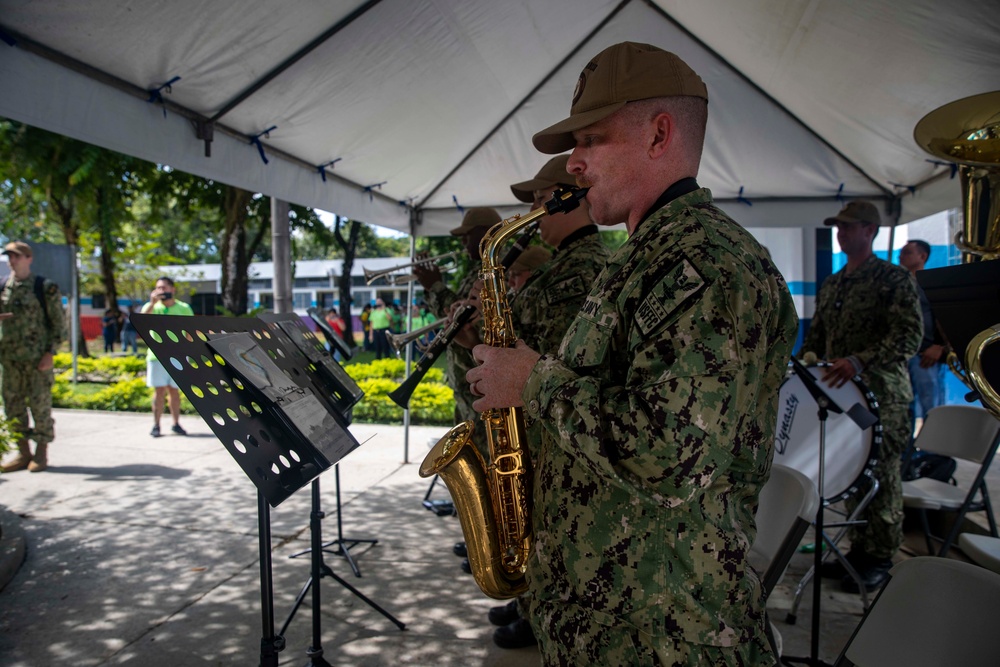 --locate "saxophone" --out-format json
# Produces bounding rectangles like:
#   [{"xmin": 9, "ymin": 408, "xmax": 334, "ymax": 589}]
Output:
[{"xmin": 419, "ymin": 187, "xmax": 588, "ymax": 599}]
